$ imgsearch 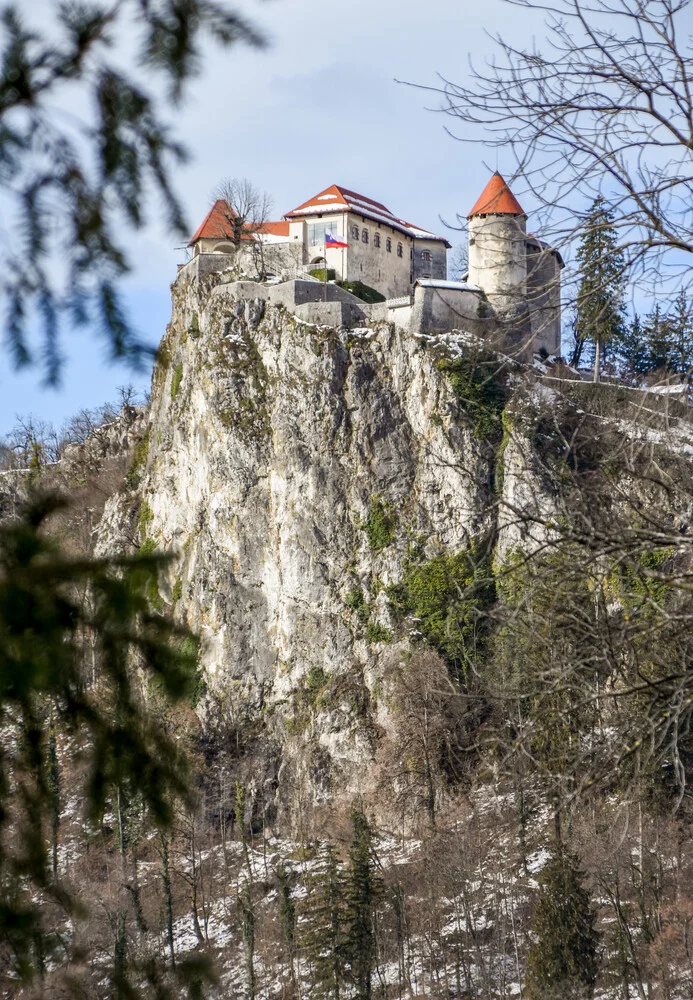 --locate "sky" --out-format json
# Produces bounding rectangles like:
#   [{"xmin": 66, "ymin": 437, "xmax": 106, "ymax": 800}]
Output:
[{"xmin": 0, "ymin": 0, "xmax": 549, "ymax": 436}]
